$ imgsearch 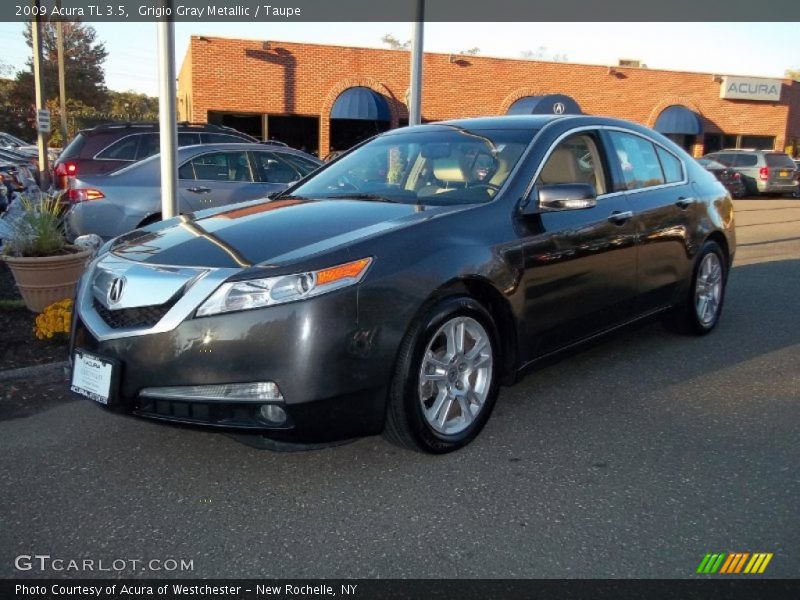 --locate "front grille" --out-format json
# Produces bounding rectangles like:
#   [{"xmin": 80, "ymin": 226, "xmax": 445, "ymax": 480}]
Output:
[{"xmin": 93, "ymin": 297, "xmax": 176, "ymax": 329}]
